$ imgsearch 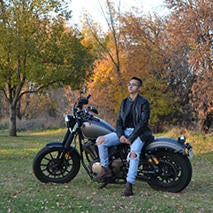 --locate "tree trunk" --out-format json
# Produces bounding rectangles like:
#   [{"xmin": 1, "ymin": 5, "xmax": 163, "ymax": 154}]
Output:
[{"xmin": 9, "ymin": 104, "xmax": 17, "ymax": 136}]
